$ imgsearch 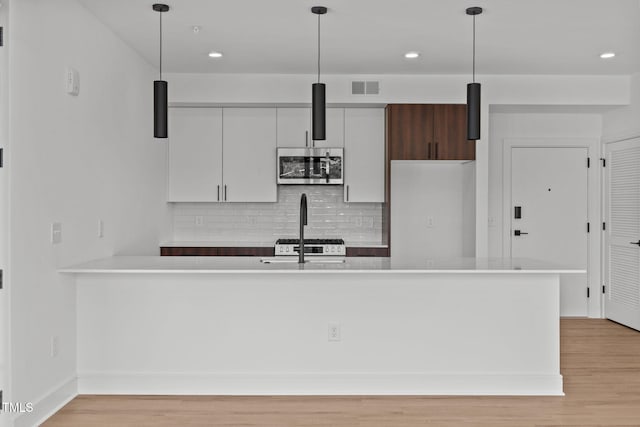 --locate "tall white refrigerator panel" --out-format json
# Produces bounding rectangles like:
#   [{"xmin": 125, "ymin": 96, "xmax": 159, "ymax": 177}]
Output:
[{"xmin": 391, "ymin": 161, "xmax": 475, "ymax": 264}]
